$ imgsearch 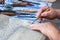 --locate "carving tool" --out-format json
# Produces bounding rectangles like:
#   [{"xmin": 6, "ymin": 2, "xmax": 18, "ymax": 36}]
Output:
[{"xmin": 32, "ymin": 8, "xmax": 50, "ymax": 24}]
